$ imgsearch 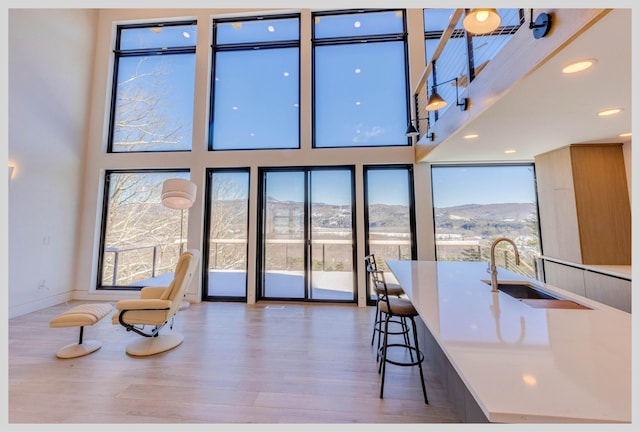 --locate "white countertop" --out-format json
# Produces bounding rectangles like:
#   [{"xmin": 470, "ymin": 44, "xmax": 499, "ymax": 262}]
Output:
[
  {"xmin": 386, "ymin": 260, "xmax": 631, "ymax": 423},
  {"xmin": 541, "ymin": 256, "xmax": 632, "ymax": 280}
]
